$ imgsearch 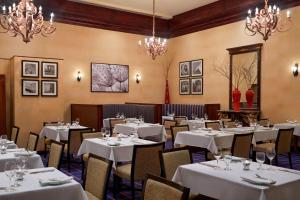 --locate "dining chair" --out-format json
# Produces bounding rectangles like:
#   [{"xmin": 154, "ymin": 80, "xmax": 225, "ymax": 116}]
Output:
[
  {"xmin": 47, "ymin": 140, "xmax": 64, "ymax": 169},
  {"xmin": 254, "ymin": 128, "xmax": 294, "ymax": 168},
  {"xmin": 114, "ymin": 142, "xmax": 165, "ymax": 199},
  {"xmin": 84, "ymin": 154, "xmax": 113, "ymax": 200},
  {"xmin": 205, "ymin": 121, "xmax": 220, "ymax": 130},
  {"xmin": 159, "ymin": 147, "xmax": 192, "ymax": 180},
  {"xmin": 174, "ymin": 116, "xmax": 187, "ymax": 125},
  {"xmin": 109, "ymin": 118, "xmax": 125, "ymax": 136},
  {"xmin": 223, "ymin": 121, "xmax": 236, "ymax": 128},
  {"xmin": 259, "ymin": 119, "xmax": 269, "ymax": 127},
  {"xmin": 10, "ymin": 126, "xmax": 20, "ymax": 144},
  {"xmin": 43, "ymin": 121, "xmax": 59, "ymax": 157},
  {"xmin": 163, "ymin": 120, "xmax": 177, "ymax": 140},
  {"xmin": 80, "ymin": 131, "xmax": 103, "ymax": 179},
  {"xmin": 66, "ymin": 128, "xmax": 93, "ymax": 171},
  {"xmin": 171, "ymin": 125, "xmax": 189, "ymax": 148},
  {"xmin": 231, "ymin": 133, "xmax": 254, "ymax": 158},
  {"xmin": 142, "ymin": 174, "xmax": 190, "ymax": 200},
  {"xmin": 26, "ymin": 132, "xmax": 39, "ymax": 151}
]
